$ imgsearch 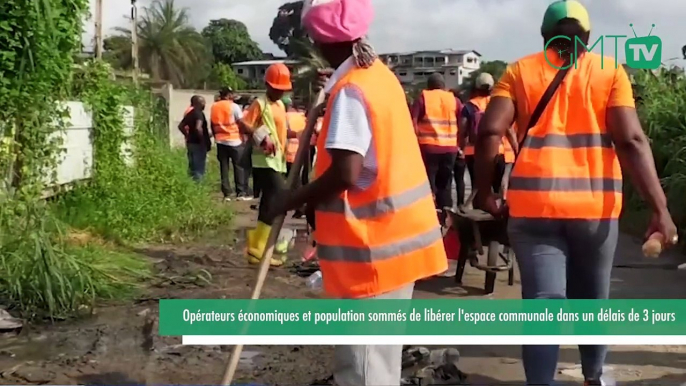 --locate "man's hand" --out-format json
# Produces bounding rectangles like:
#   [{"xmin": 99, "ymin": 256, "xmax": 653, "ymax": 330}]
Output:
[
  {"xmin": 261, "ymin": 136, "xmax": 276, "ymax": 156},
  {"xmin": 474, "ymin": 189, "xmax": 507, "ymax": 218},
  {"xmin": 646, "ymin": 209, "xmax": 678, "ymax": 248},
  {"xmin": 314, "ymin": 68, "xmax": 334, "ymax": 93},
  {"xmin": 457, "ymin": 149, "xmax": 465, "ymax": 160}
]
